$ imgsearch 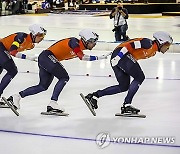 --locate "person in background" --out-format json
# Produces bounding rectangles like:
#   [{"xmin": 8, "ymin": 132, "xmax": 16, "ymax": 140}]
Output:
[{"xmin": 110, "ymin": 2, "xmax": 129, "ymax": 41}]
